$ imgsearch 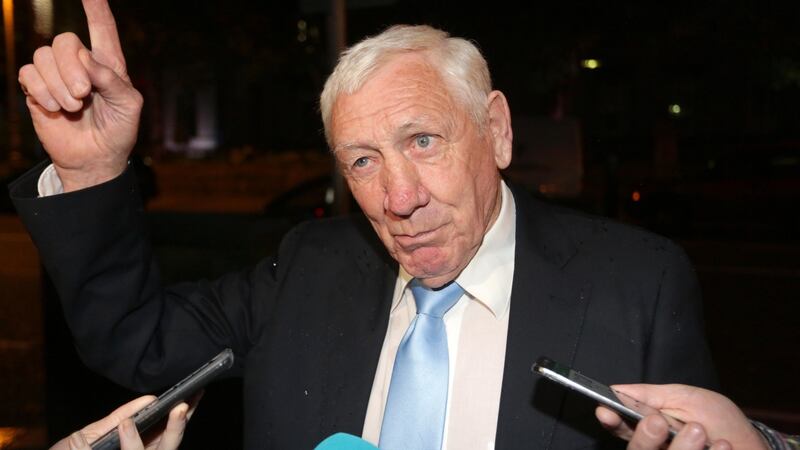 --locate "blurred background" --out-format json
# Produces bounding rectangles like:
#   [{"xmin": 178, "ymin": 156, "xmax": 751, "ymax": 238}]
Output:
[{"xmin": 0, "ymin": 0, "xmax": 798, "ymax": 448}]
